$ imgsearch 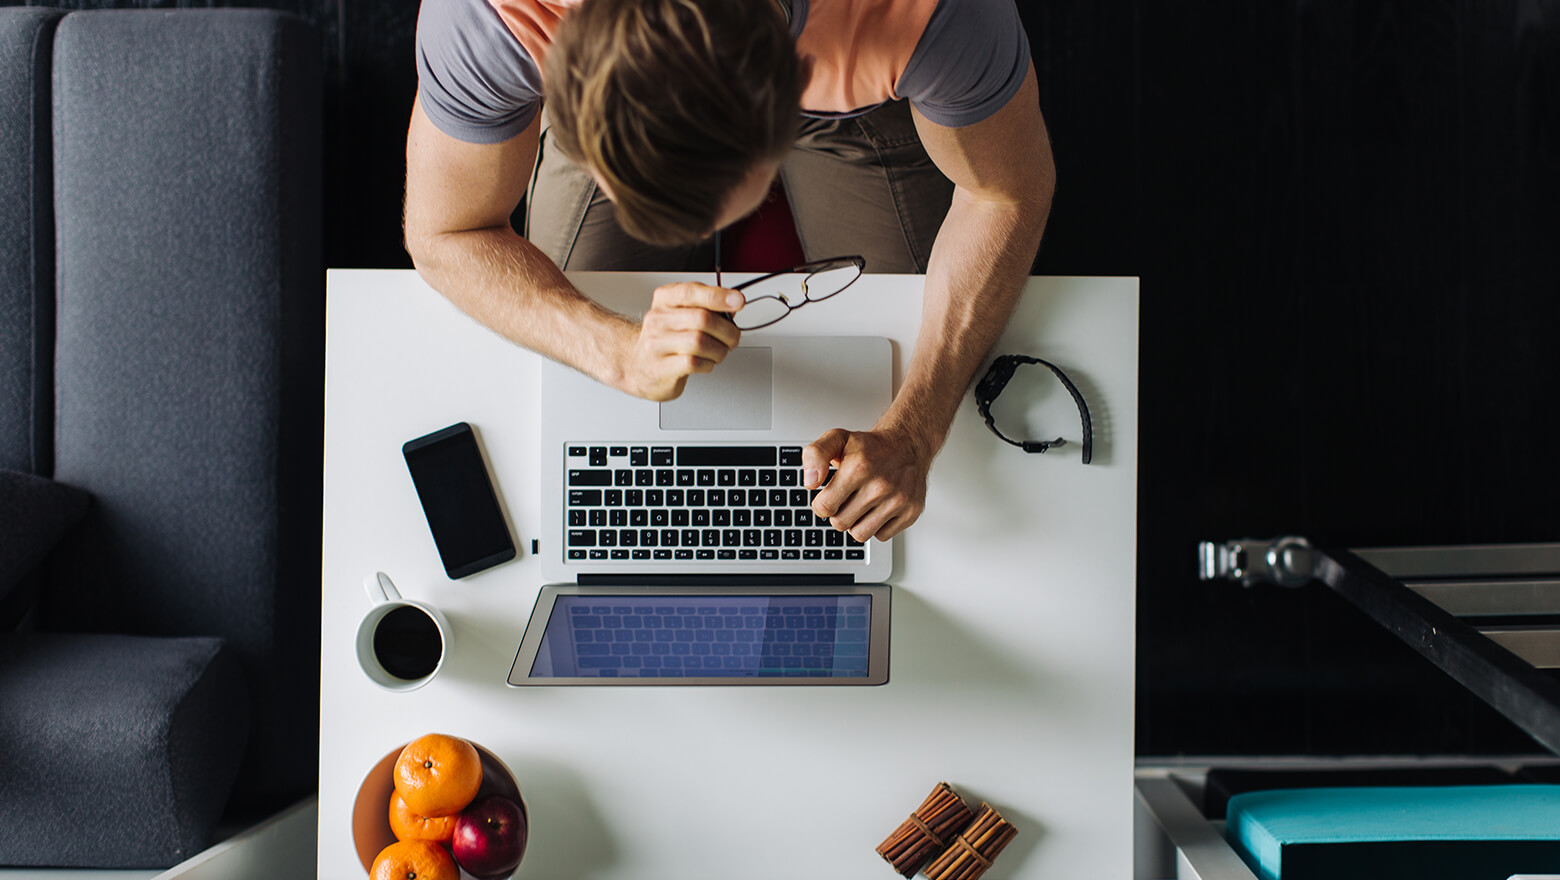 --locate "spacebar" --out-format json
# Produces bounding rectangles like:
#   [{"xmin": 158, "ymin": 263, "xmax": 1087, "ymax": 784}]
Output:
[{"xmin": 676, "ymin": 446, "xmax": 776, "ymax": 466}]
